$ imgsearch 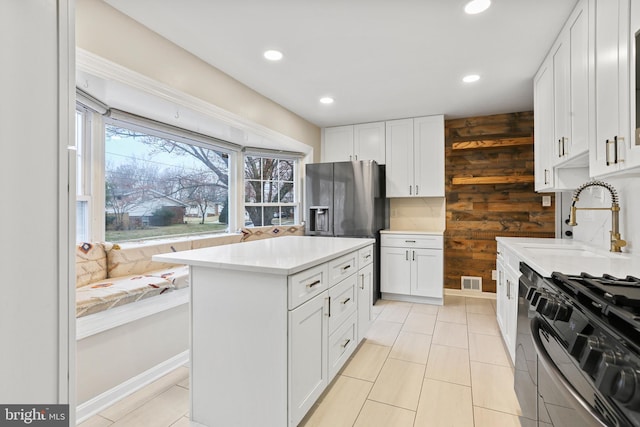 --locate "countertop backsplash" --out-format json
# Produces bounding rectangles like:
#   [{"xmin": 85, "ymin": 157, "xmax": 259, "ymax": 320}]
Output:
[
  {"xmin": 389, "ymin": 197, "xmax": 446, "ymax": 233},
  {"xmin": 571, "ymin": 176, "xmax": 639, "ymax": 255}
]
